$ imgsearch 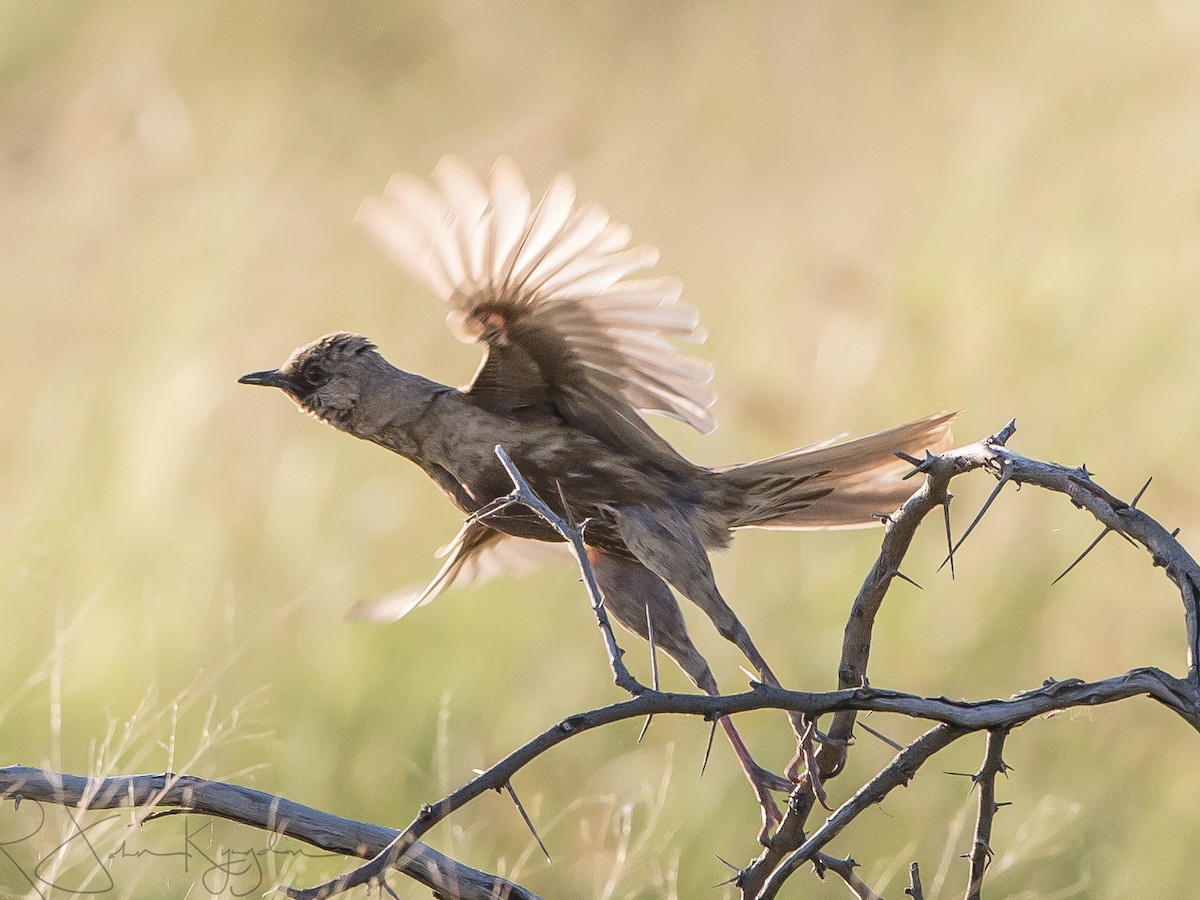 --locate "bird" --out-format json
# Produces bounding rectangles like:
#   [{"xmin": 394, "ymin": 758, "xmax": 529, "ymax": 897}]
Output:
[{"xmin": 239, "ymin": 156, "xmax": 954, "ymax": 836}]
